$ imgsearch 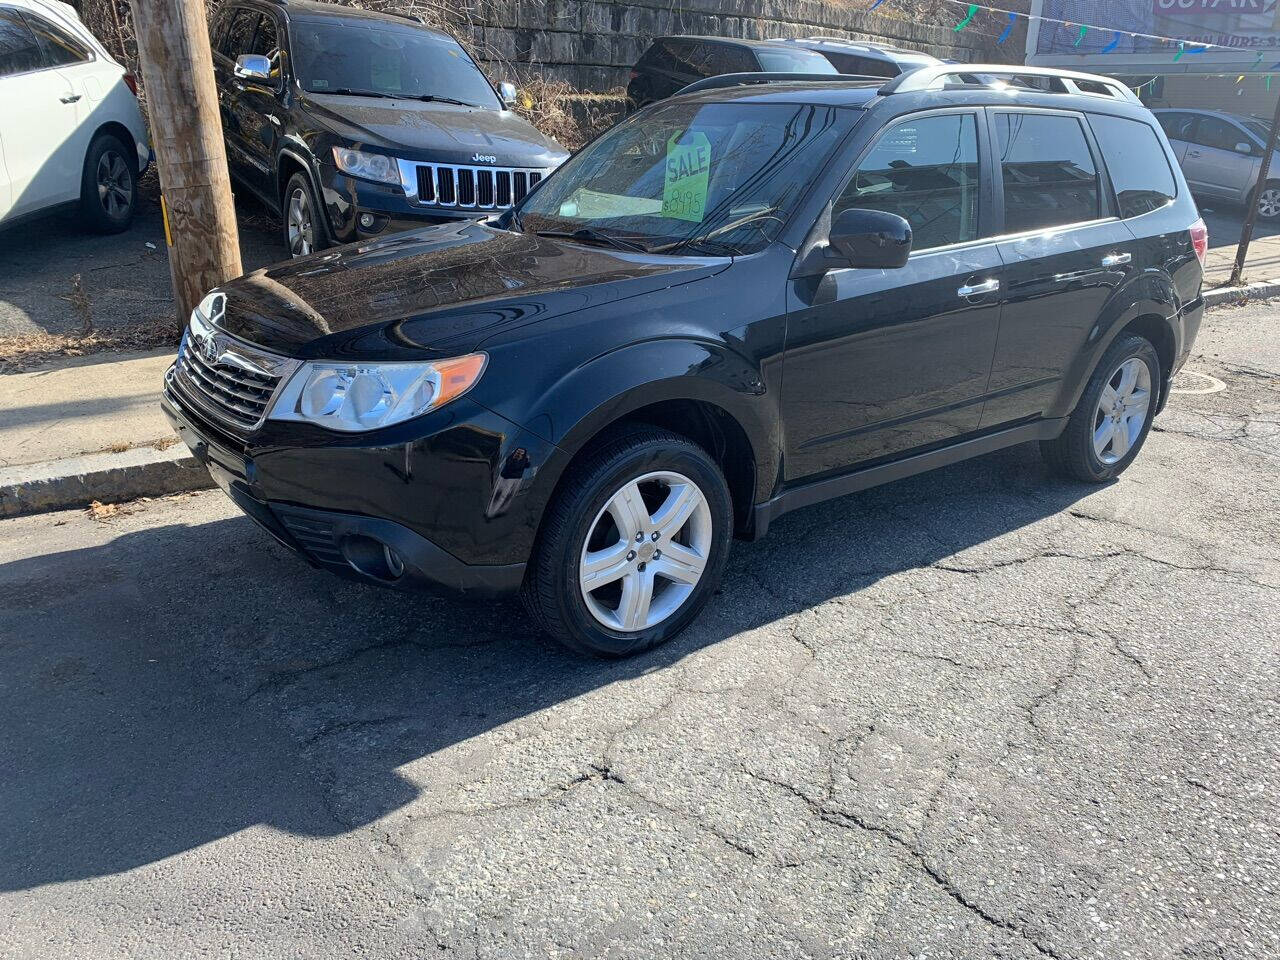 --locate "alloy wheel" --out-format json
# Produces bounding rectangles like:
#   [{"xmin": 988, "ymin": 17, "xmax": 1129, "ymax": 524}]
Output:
[
  {"xmin": 1092, "ymin": 357, "xmax": 1152, "ymax": 465},
  {"xmin": 578, "ymin": 471, "xmax": 712, "ymax": 632},
  {"xmin": 287, "ymin": 188, "xmax": 314, "ymax": 256},
  {"xmin": 1259, "ymin": 187, "xmax": 1280, "ymax": 219},
  {"xmin": 96, "ymin": 150, "xmax": 132, "ymax": 218}
]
